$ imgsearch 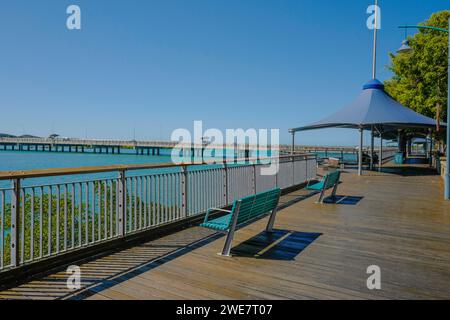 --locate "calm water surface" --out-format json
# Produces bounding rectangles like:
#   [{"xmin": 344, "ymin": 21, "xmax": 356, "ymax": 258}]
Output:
[{"xmin": 0, "ymin": 151, "xmax": 177, "ymax": 188}]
